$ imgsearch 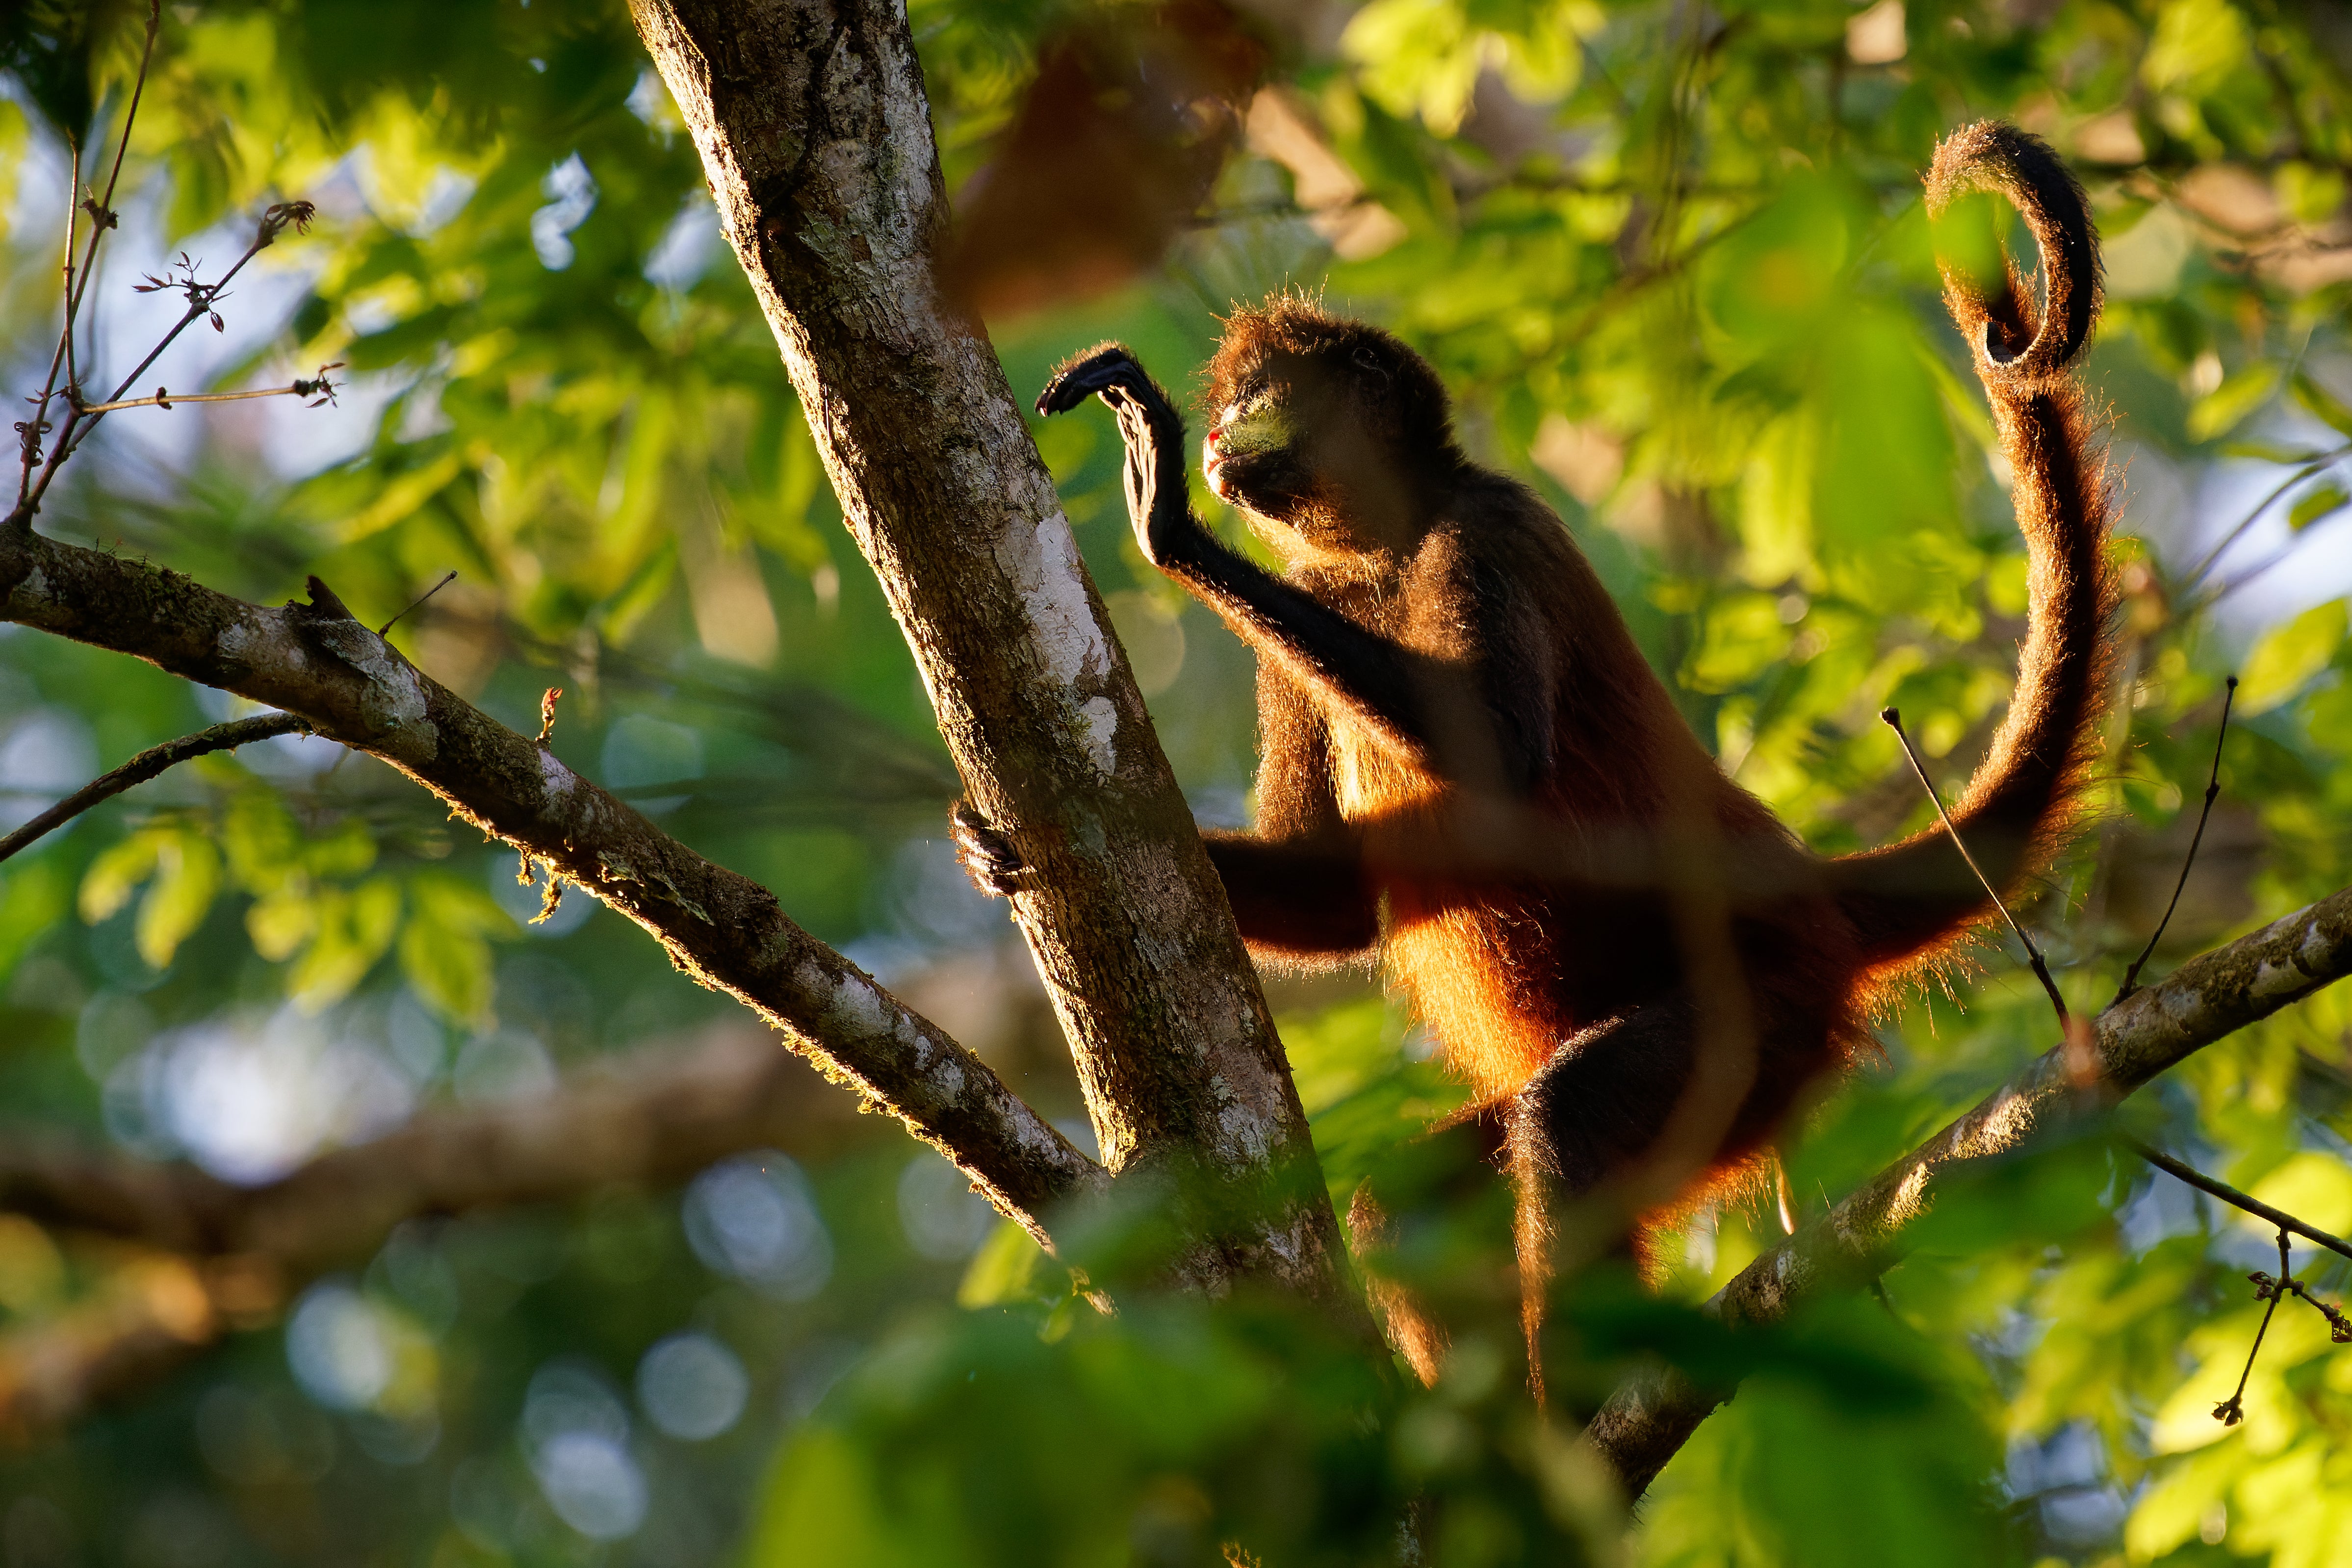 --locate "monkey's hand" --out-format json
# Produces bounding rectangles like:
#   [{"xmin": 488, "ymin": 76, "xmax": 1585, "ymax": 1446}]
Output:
[
  {"xmin": 1035, "ymin": 343, "xmax": 1175, "ymax": 420},
  {"xmin": 950, "ymin": 797, "xmax": 1027, "ymax": 899},
  {"xmin": 1037, "ymin": 344, "xmax": 1192, "ymax": 567}
]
